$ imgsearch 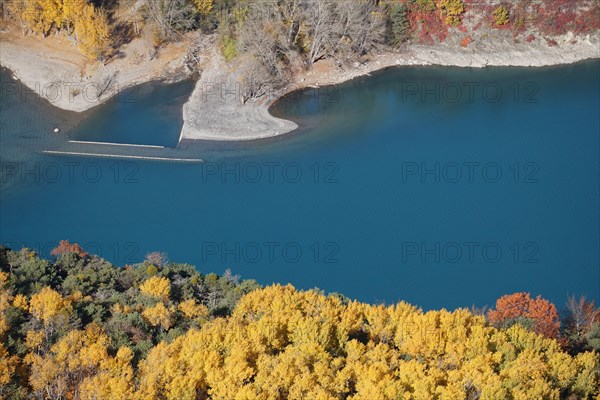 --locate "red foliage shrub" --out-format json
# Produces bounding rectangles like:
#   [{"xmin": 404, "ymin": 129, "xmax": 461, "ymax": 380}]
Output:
[
  {"xmin": 574, "ymin": 4, "xmax": 600, "ymax": 34},
  {"xmin": 546, "ymin": 38, "xmax": 558, "ymax": 46},
  {"xmin": 526, "ymin": 34, "xmax": 536, "ymax": 42},
  {"xmin": 460, "ymin": 35, "xmax": 472, "ymax": 47},
  {"xmin": 396, "ymin": 0, "xmax": 593, "ymax": 47},
  {"xmin": 534, "ymin": 0, "xmax": 579, "ymax": 36},
  {"xmin": 408, "ymin": 1, "xmax": 449, "ymax": 44},
  {"xmin": 51, "ymin": 240, "xmax": 89, "ymax": 258}
]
